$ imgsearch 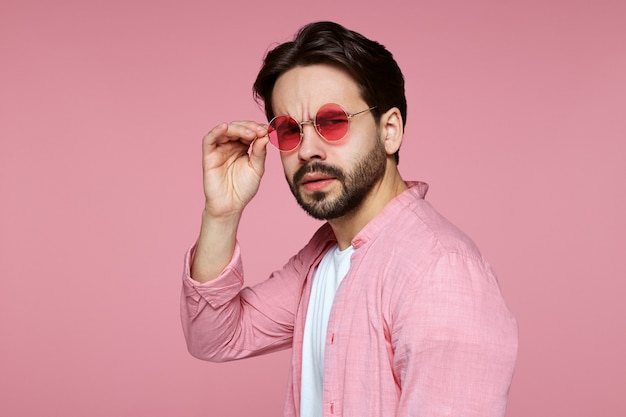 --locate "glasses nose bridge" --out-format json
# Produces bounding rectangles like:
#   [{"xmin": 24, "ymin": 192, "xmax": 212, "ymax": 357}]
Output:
[{"xmin": 298, "ymin": 118, "xmax": 319, "ymax": 138}]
